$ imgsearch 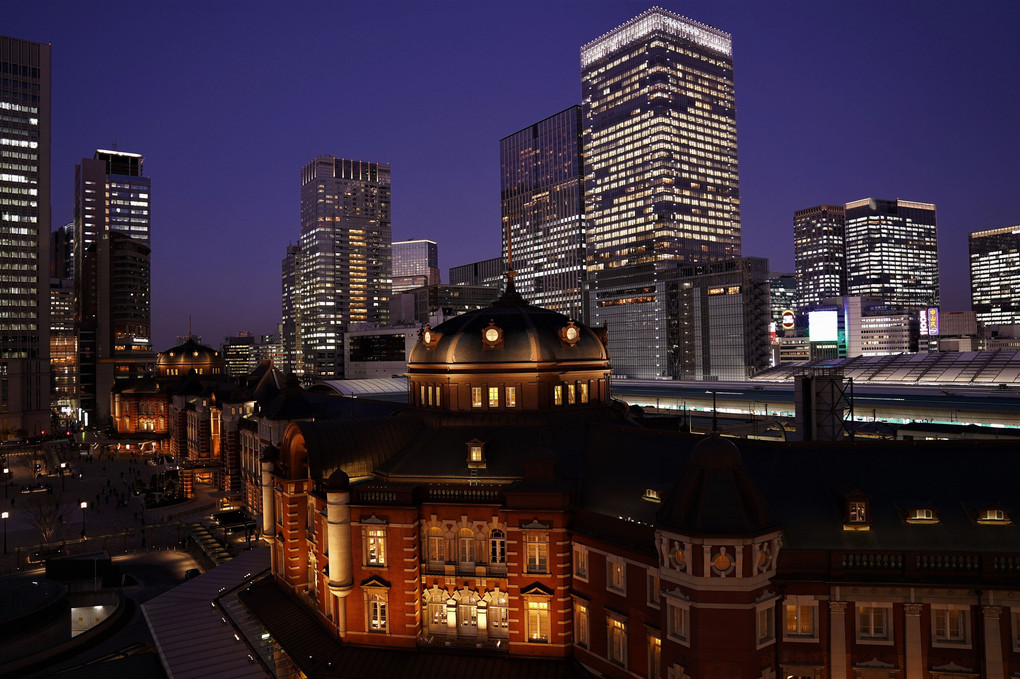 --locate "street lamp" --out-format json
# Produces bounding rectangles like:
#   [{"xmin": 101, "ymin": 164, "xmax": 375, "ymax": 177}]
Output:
[
  {"xmin": 2, "ymin": 510, "xmax": 8, "ymax": 554},
  {"xmin": 80, "ymin": 501, "xmax": 88, "ymax": 539},
  {"xmin": 60, "ymin": 462, "xmax": 66, "ymax": 491},
  {"xmin": 3, "ymin": 465, "xmax": 8, "ymax": 500}
]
